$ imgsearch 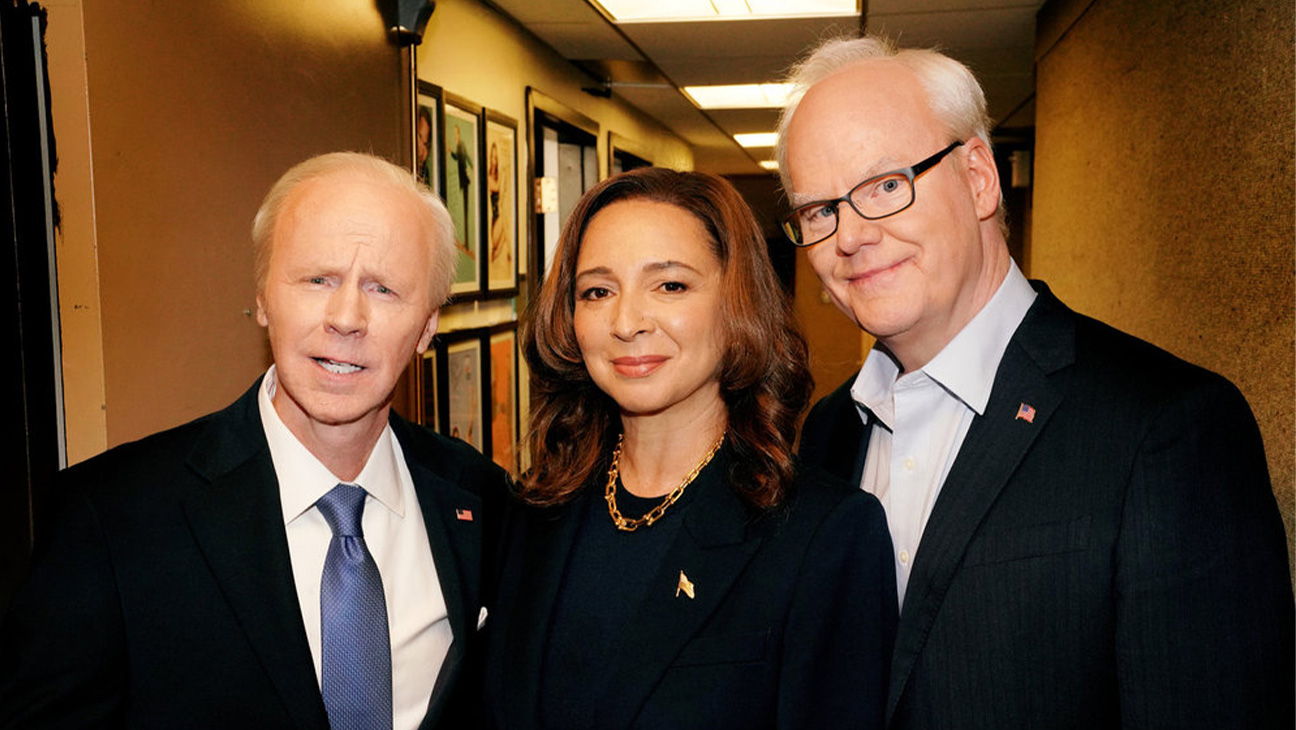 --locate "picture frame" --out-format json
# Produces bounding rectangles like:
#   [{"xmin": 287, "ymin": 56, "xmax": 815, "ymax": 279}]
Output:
[
  {"xmin": 442, "ymin": 94, "xmax": 484, "ymax": 299},
  {"xmin": 414, "ymin": 81, "xmax": 443, "ymax": 194},
  {"xmin": 487, "ymin": 324, "xmax": 518, "ymax": 472},
  {"xmin": 434, "ymin": 328, "xmax": 487, "ymax": 453},
  {"xmin": 526, "ymin": 87, "xmax": 601, "ymax": 288},
  {"xmin": 483, "ymin": 110, "xmax": 519, "ymax": 297},
  {"xmin": 417, "ymin": 349, "xmax": 439, "ymax": 432},
  {"xmin": 608, "ymin": 131, "xmax": 652, "ymax": 176}
]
